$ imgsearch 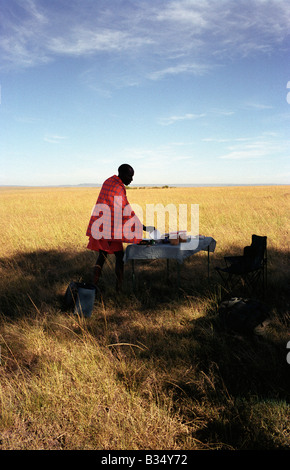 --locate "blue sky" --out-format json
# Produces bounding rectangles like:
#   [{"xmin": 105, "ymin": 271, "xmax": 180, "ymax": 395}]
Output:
[{"xmin": 0, "ymin": 0, "xmax": 290, "ymax": 186}]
